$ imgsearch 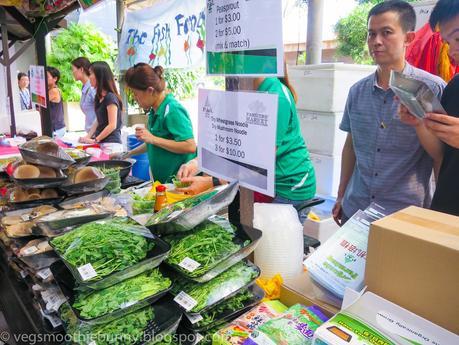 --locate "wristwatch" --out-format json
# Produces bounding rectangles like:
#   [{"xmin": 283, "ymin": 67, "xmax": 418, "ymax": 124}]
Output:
[{"xmin": 212, "ymin": 177, "xmax": 221, "ymax": 187}]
